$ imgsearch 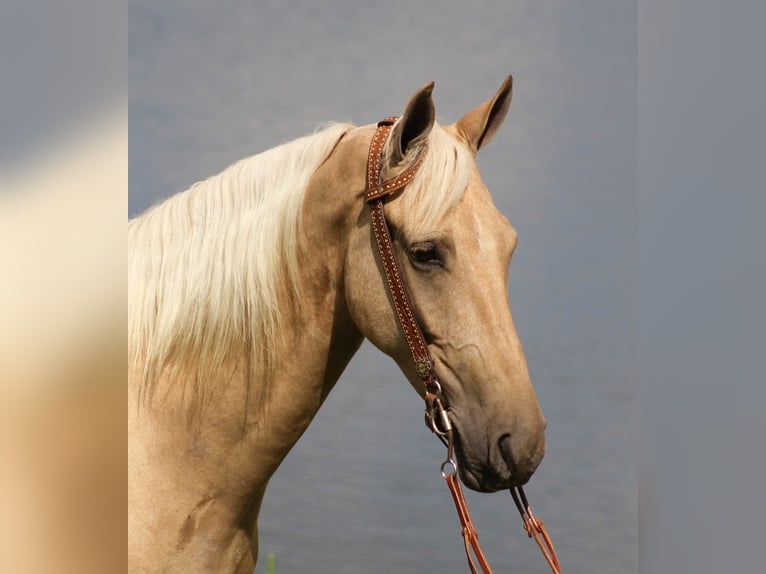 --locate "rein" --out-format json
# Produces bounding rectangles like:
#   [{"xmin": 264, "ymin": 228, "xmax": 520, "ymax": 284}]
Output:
[{"xmin": 365, "ymin": 118, "xmax": 562, "ymax": 574}]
